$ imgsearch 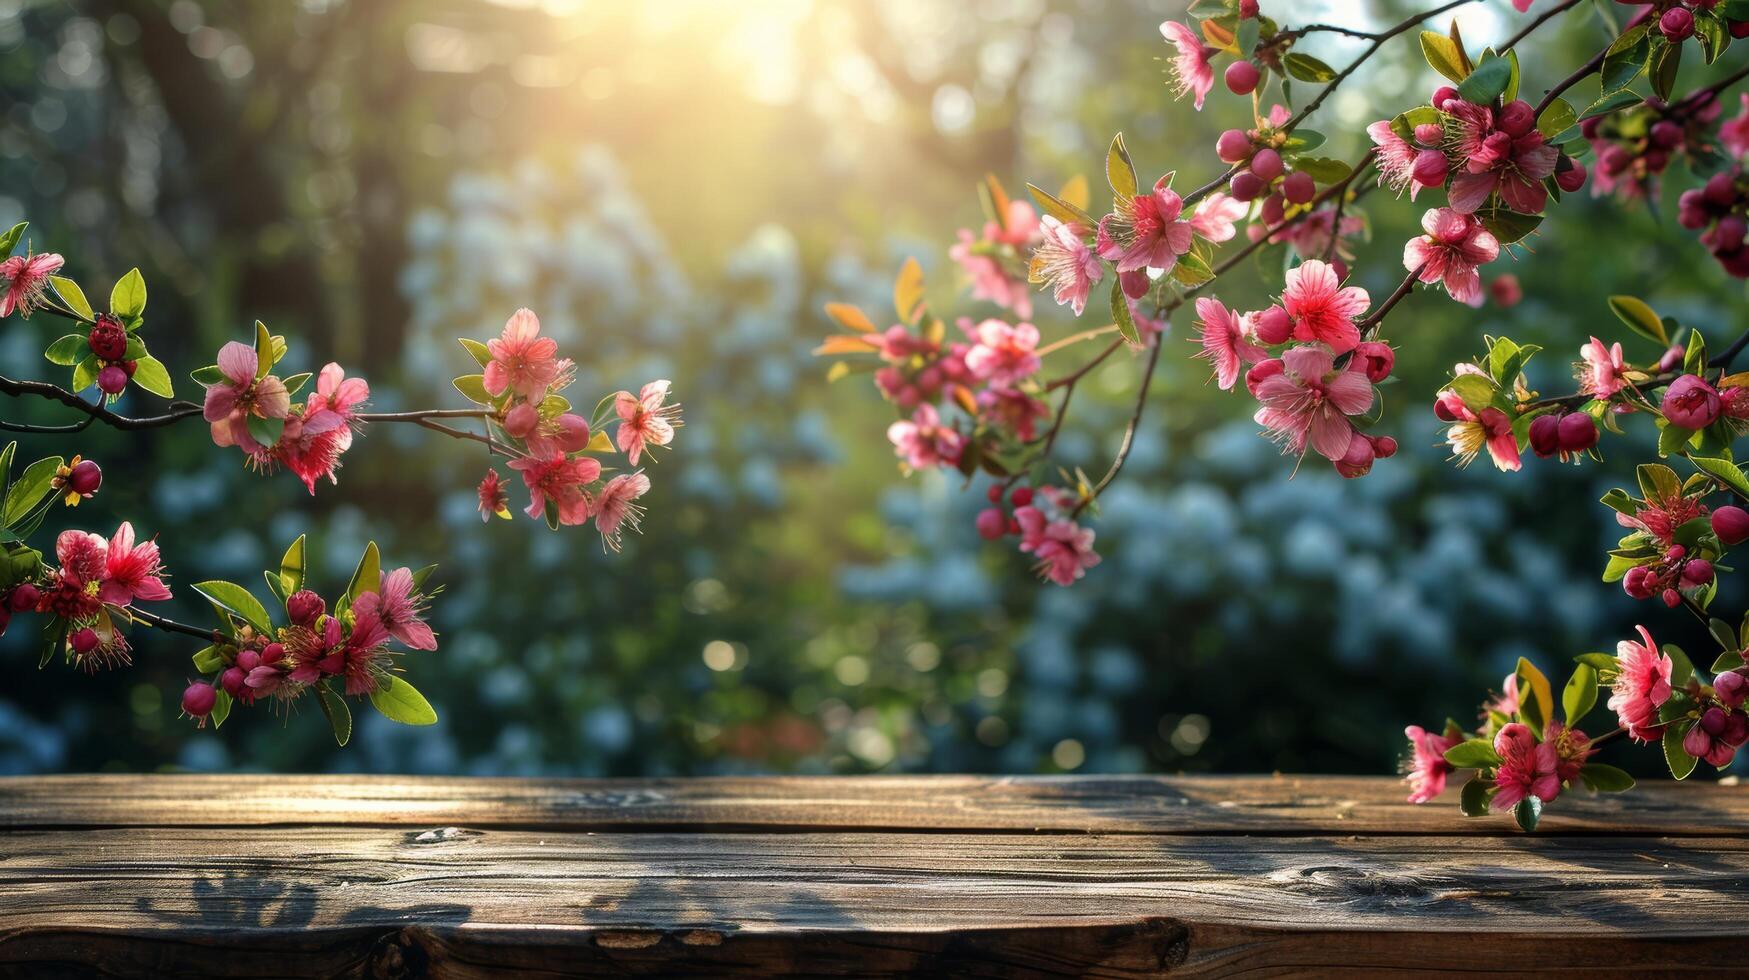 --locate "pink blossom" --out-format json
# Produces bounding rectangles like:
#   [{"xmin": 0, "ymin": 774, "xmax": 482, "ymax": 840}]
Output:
[
  {"xmin": 99, "ymin": 522, "xmax": 171, "ymax": 606},
  {"xmin": 1484, "ymin": 673, "xmax": 1521, "ymax": 719},
  {"xmin": 977, "ymin": 386, "xmax": 1051, "ymax": 441},
  {"xmin": 0, "ymin": 252, "xmax": 64, "ymax": 318},
  {"xmin": 1251, "ymin": 344, "xmax": 1375, "ymax": 461},
  {"xmin": 1433, "ymin": 388, "xmax": 1521, "ymax": 471},
  {"xmin": 275, "ymin": 363, "xmax": 369, "ymax": 493},
  {"xmin": 1404, "ymin": 208, "xmax": 1500, "ymax": 306},
  {"xmin": 352, "ymin": 567, "xmax": 436, "ymax": 651},
  {"xmin": 203, "ymin": 341, "xmax": 291, "ymax": 452},
  {"xmin": 1280, "ymin": 259, "xmax": 1369, "ymax": 354},
  {"xmin": 1490, "ymin": 721, "xmax": 1561, "ymax": 810},
  {"xmin": 1096, "ymin": 176, "xmax": 1195, "ymax": 273},
  {"xmin": 1030, "ymin": 216, "xmax": 1103, "ymax": 315},
  {"xmin": 950, "ymin": 230, "xmax": 1031, "ymax": 317},
  {"xmin": 1723, "ymin": 94, "xmax": 1749, "ymax": 159},
  {"xmin": 1159, "ymin": 21, "xmax": 1214, "ymax": 110},
  {"xmin": 1402, "ymin": 724, "xmax": 1461, "ymax": 803},
  {"xmin": 484, "ymin": 308, "xmax": 564, "ymax": 400},
  {"xmin": 1446, "ymin": 100, "xmax": 1560, "ymax": 214},
  {"xmin": 1259, "ymin": 209, "xmax": 1366, "ymax": 261},
  {"xmin": 964, "ymin": 319, "xmax": 1041, "ymax": 386},
  {"xmin": 593, "ymin": 471, "xmax": 652, "ymax": 553},
  {"xmin": 1188, "ymin": 193, "xmax": 1246, "ymax": 243},
  {"xmin": 1577, "ymin": 336, "xmax": 1626, "ymax": 399},
  {"xmin": 1014, "ymin": 506, "xmax": 1101, "ymax": 586},
  {"xmin": 55, "ymin": 529, "xmax": 107, "ymax": 585},
  {"xmin": 1366, "ymin": 121, "xmax": 1429, "ymax": 200},
  {"xmin": 887, "ymin": 403, "xmax": 964, "ymax": 470},
  {"xmin": 1544, "ymin": 720, "xmax": 1593, "ymax": 786},
  {"xmin": 1192, "ymin": 297, "xmax": 1266, "ymax": 391},
  {"xmin": 478, "ymin": 468, "xmax": 511, "ymax": 522},
  {"xmin": 508, "ymin": 452, "xmax": 601, "ymax": 525},
  {"xmin": 1607, "ymin": 624, "xmax": 1673, "ymax": 742},
  {"xmin": 615, "ymin": 380, "xmax": 682, "ymax": 466},
  {"xmin": 342, "ymin": 608, "xmax": 390, "ymax": 696}
]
